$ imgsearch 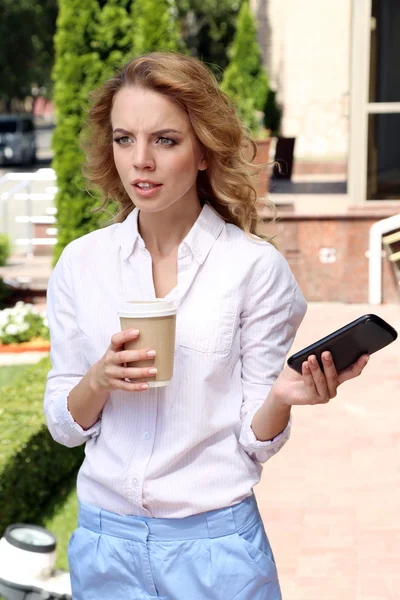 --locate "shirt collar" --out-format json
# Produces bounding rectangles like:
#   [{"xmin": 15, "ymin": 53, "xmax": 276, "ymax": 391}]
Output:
[
  {"xmin": 119, "ymin": 203, "xmax": 225, "ymax": 263},
  {"xmin": 119, "ymin": 208, "xmax": 141, "ymax": 260},
  {"xmin": 183, "ymin": 203, "xmax": 225, "ymax": 265}
]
